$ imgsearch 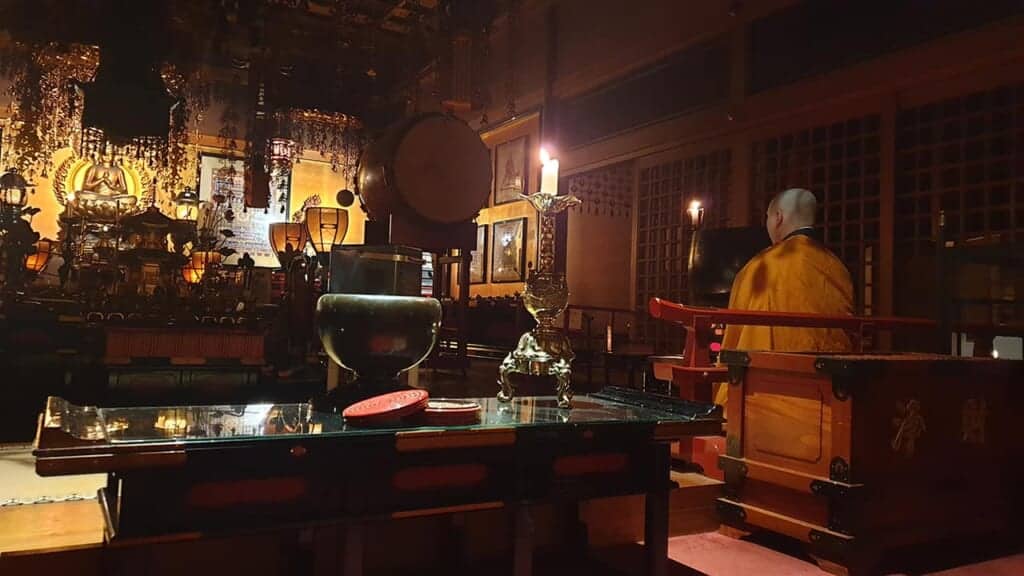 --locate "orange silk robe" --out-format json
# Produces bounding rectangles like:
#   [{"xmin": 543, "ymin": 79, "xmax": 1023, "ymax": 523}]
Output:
[{"xmin": 716, "ymin": 234, "xmax": 855, "ymax": 406}]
